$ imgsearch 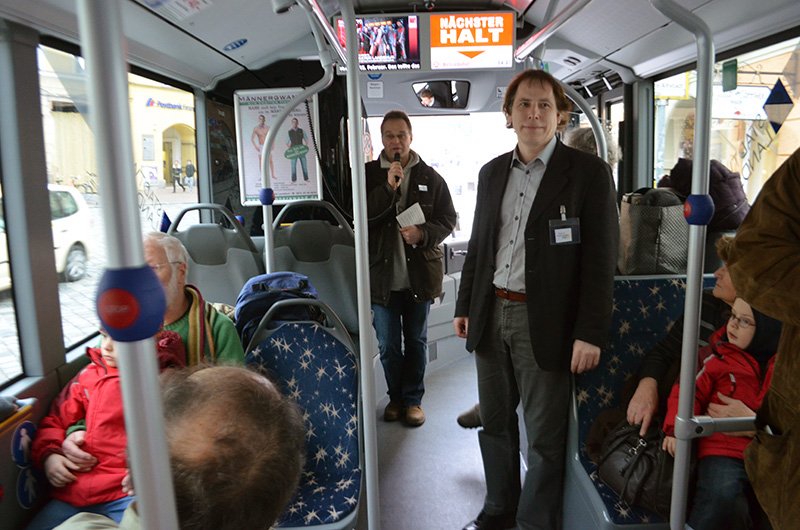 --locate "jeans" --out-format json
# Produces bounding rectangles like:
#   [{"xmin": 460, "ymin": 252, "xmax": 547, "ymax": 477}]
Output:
[
  {"xmin": 688, "ymin": 456, "xmax": 756, "ymax": 530},
  {"xmin": 291, "ymin": 155, "xmax": 308, "ymax": 182},
  {"xmin": 25, "ymin": 495, "xmax": 133, "ymax": 530},
  {"xmin": 372, "ymin": 290, "xmax": 431, "ymax": 407}
]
